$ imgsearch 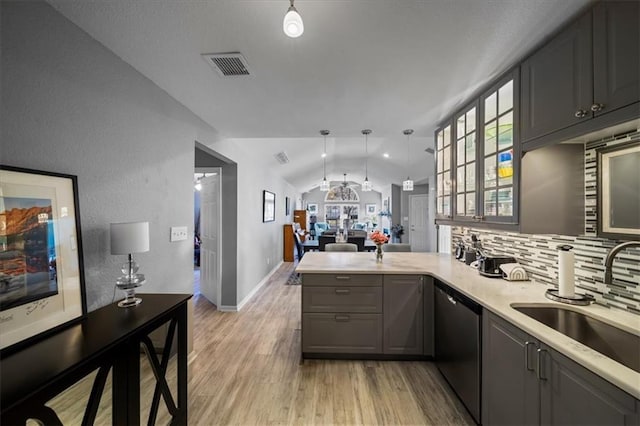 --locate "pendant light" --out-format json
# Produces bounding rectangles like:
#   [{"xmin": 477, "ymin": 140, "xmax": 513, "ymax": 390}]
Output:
[
  {"xmin": 361, "ymin": 129, "xmax": 372, "ymax": 191},
  {"xmin": 283, "ymin": 0, "xmax": 304, "ymax": 38},
  {"xmin": 320, "ymin": 130, "xmax": 330, "ymax": 191},
  {"xmin": 402, "ymin": 129, "xmax": 414, "ymax": 191}
]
